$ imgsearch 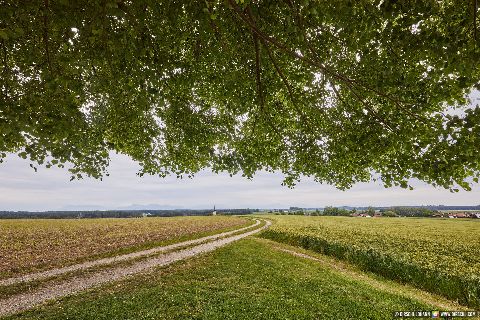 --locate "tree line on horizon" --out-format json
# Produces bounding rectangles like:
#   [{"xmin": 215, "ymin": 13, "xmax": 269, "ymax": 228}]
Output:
[
  {"xmin": 0, "ymin": 209, "xmax": 257, "ymax": 219},
  {"xmin": 273, "ymin": 206, "xmax": 480, "ymax": 217}
]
